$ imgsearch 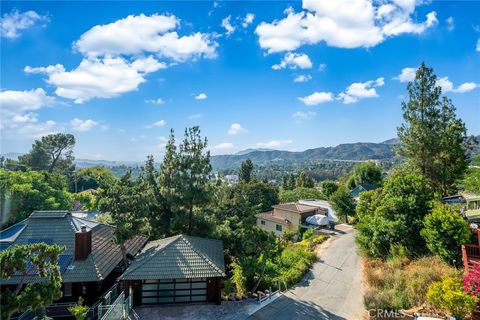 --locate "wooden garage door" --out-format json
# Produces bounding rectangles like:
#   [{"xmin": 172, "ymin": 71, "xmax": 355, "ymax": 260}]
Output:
[{"xmin": 141, "ymin": 278, "xmax": 207, "ymax": 304}]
